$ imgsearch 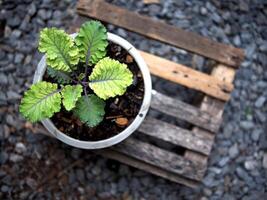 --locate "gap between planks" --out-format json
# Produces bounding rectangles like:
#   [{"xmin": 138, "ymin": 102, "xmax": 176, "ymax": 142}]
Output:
[
  {"xmin": 184, "ymin": 65, "xmax": 236, "ymax": 167},
  {"xmin": 95, "ymin": 149, "xmax": 200, "ymax": 188},
  {"xmin": 76, "ymin": 0, "xmax": 244, "ymax": 67},
  {"xmin": 108, "ymin": 137, "xmax": 207, "ymax": 181}
]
